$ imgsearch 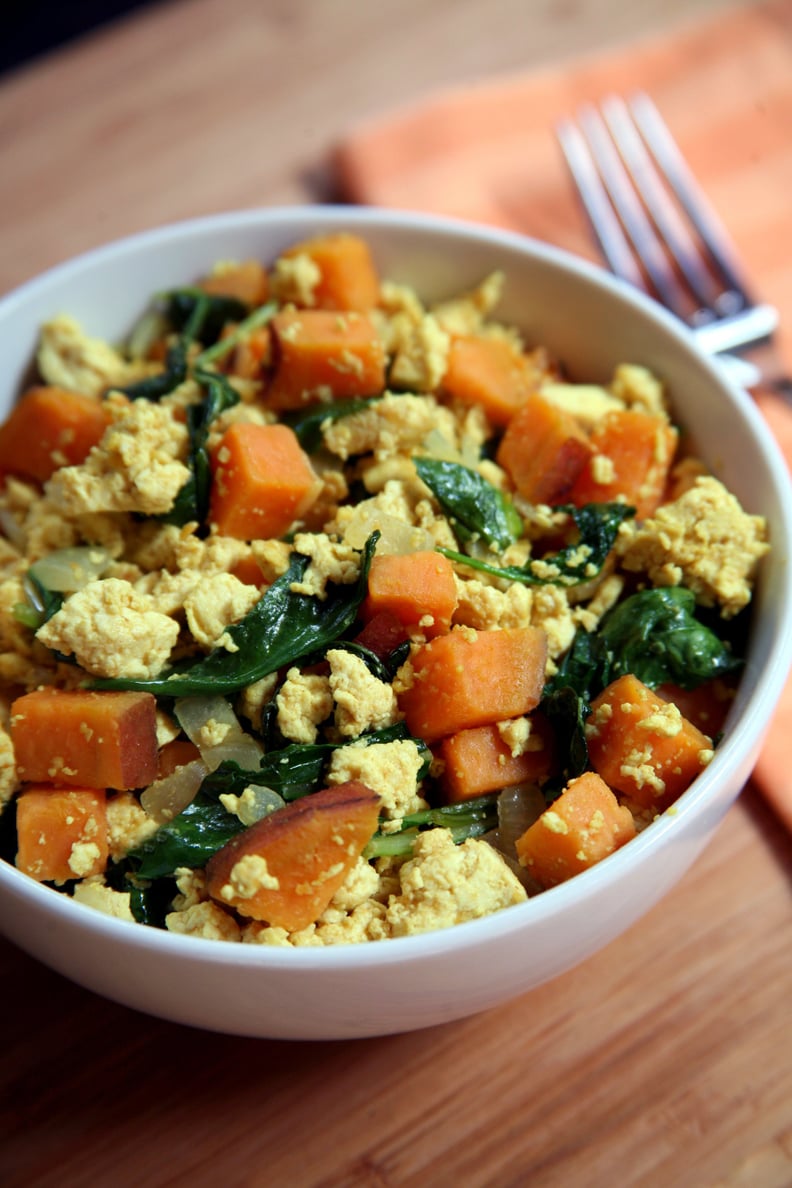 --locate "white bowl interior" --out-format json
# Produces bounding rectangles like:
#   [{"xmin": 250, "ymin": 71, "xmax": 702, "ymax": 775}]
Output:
[{"xmin": 1, "ymin": 206, "xmax": 791, "ymax": 1039}]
